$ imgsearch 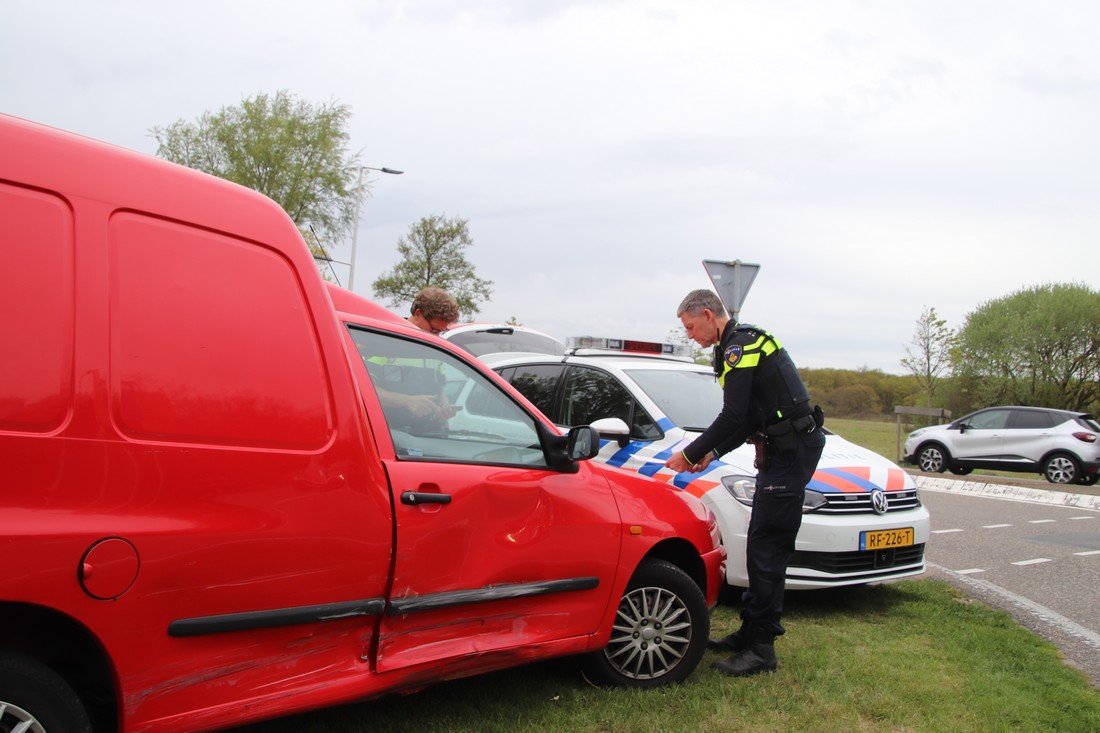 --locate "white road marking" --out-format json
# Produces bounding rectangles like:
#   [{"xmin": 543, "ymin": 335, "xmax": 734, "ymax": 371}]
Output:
[
  {"xmin": 1074, "ymin": 550, "xmax": 1100, "ymax": 557},
  {"xmin": 1012, "ymin": 558, "xmax": 1052, "ymax": 566},
  {"xmin": 982, "ymin": 523, "xmax": 1012, "ymax": 529},
  {"xmin": 929, "ymin": 562, "xmax": 1100, "ymax": 651},
  {"xmin": 1029, "ymin": 519, "xmax": 1056, "ymax": 524},
  {"xmin": 1071, "ymin": 516, "xmax": 1096, "ymax": 520},
  {"xmin": 932, "ymin": 528, "xmax": 964, "ymax": 534},
  {"xmin": 956, "ymin": 568, "xmax": 986, "ymax": 575}
]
